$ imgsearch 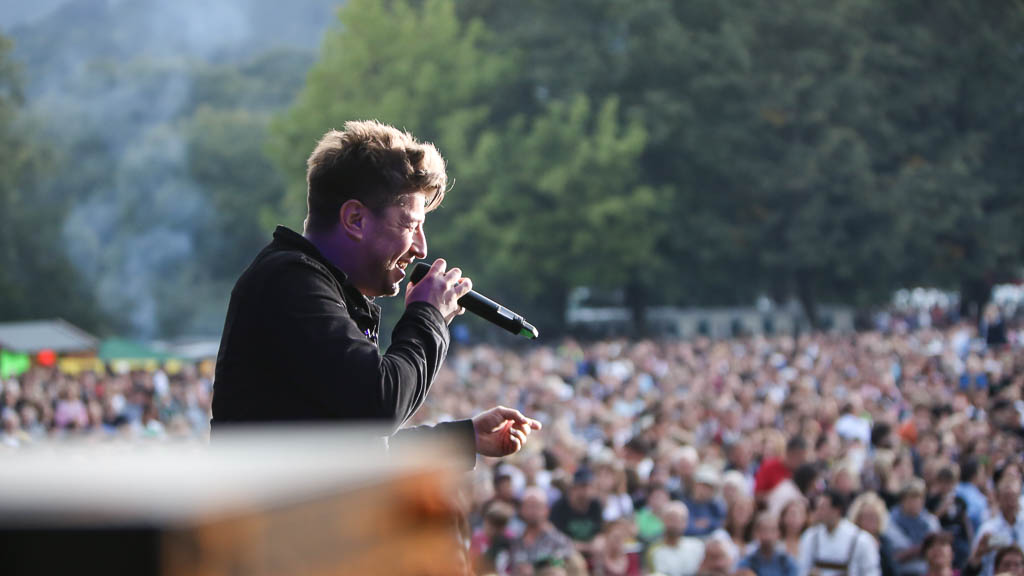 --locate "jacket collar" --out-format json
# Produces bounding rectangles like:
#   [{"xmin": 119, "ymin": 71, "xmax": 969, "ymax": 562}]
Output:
[{"xmin": 271, "ymin": 226, "xmax": 382, "ymax": 336}]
